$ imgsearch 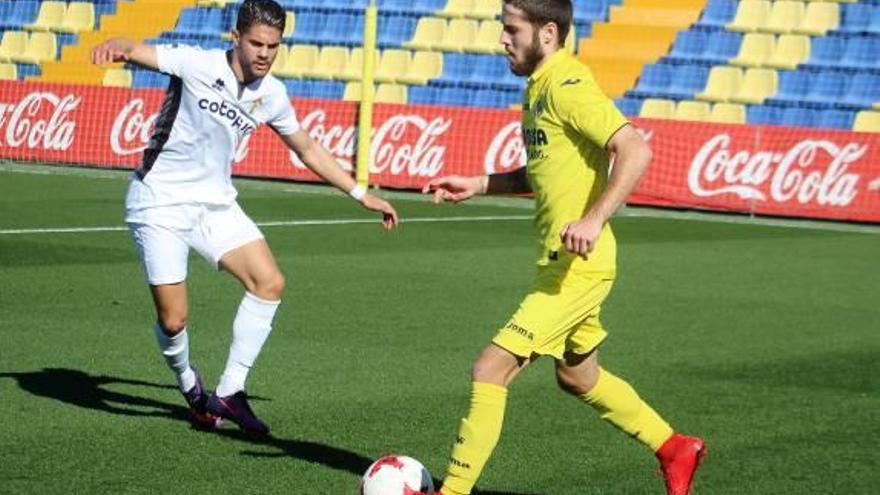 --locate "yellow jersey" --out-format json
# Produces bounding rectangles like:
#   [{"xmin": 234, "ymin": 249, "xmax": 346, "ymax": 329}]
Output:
[{"xmin": 522, "ymin": 50, "xmax": 628, "ymax": 276}]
